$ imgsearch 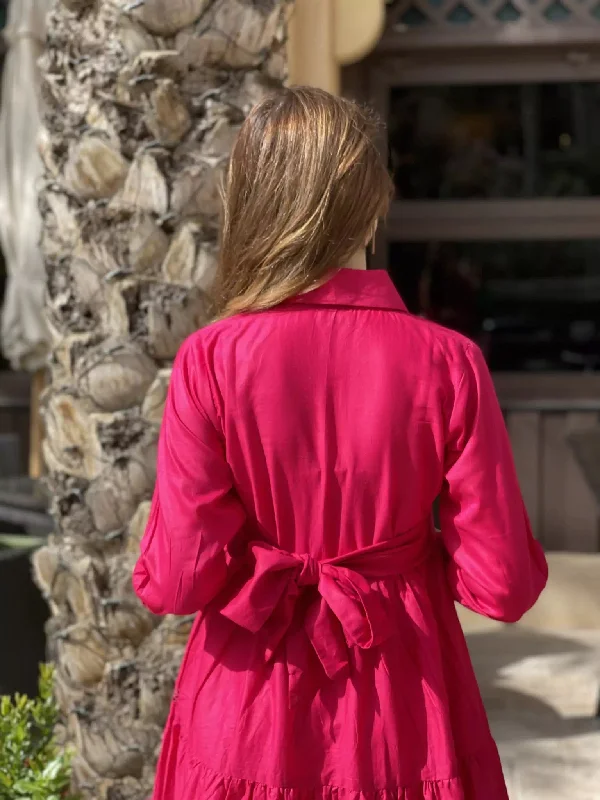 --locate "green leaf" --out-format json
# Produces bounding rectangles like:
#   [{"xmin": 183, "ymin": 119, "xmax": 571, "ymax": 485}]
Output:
[
  {"xmin": 42, "ymin": 757, "xmax": 63, "ymax": 781},
  {"xmin": 0, "ymin": 534, "xmax": 47, "ymax": 550},
  {"xmin": 0, "ymin": 665, "xmax": 77, "ymax": 799}
]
